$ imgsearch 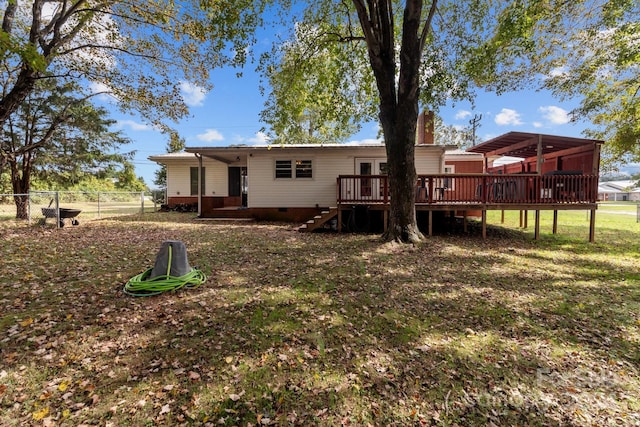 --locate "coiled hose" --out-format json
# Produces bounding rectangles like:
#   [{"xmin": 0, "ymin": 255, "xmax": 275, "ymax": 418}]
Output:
[{"xmin": 123, "ymin": 244, "xmax": 207, "ymax": 297}]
